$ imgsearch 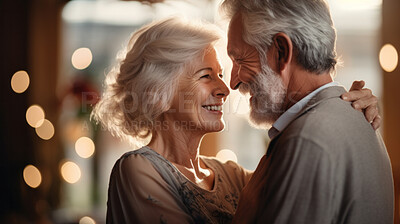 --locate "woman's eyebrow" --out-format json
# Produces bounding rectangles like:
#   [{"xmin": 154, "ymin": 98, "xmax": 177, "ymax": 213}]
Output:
[{"xmin": 193, "ymin": 67, "xmax": 212, "ymax": 75}]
